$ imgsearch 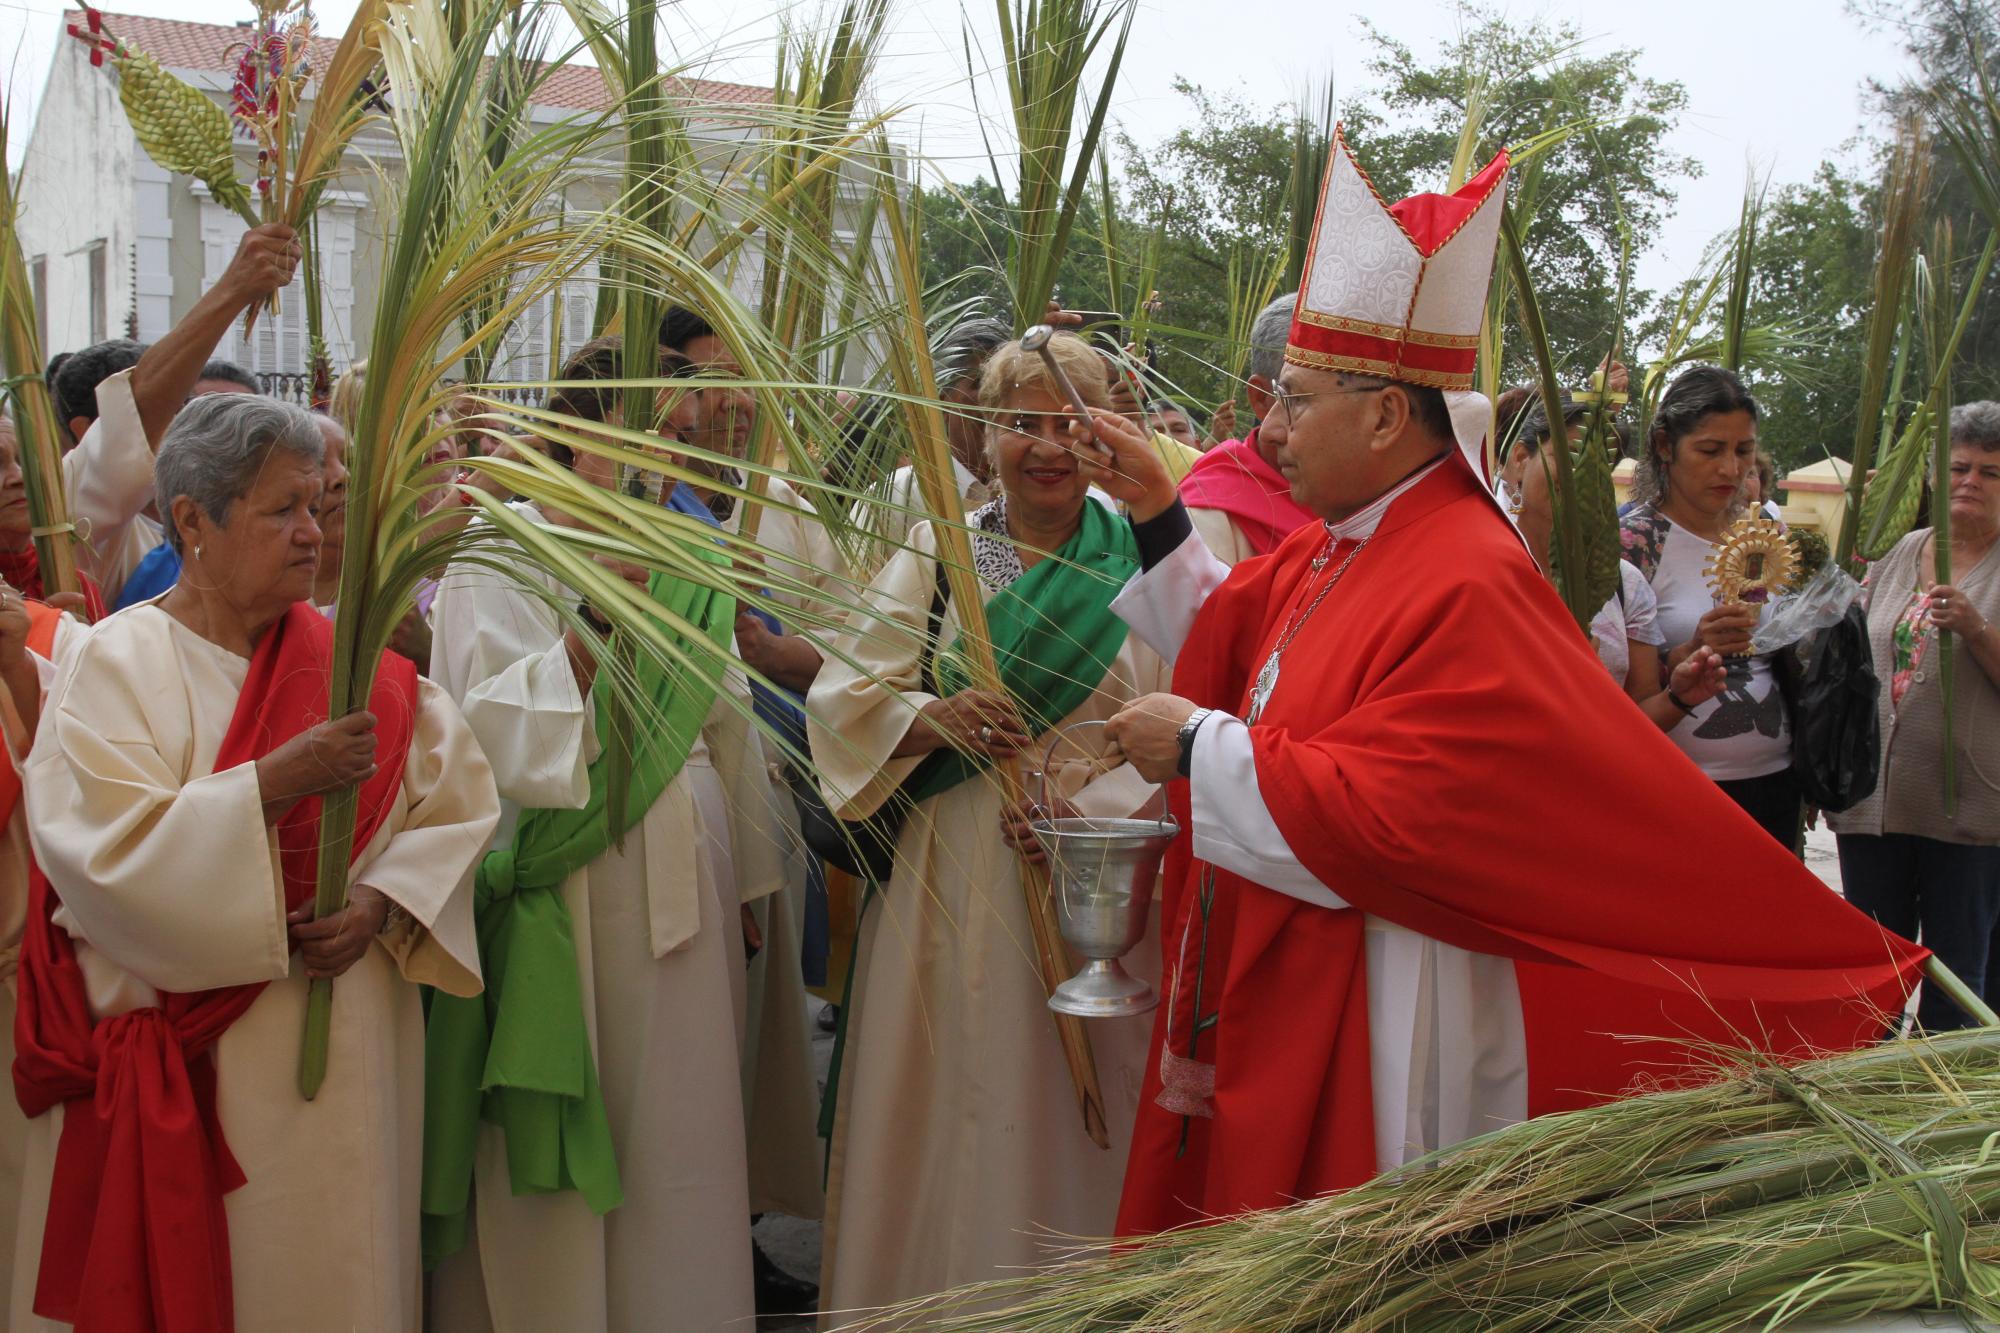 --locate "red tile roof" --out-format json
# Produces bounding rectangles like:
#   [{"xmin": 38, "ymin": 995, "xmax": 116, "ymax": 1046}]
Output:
[{"xmin": 63, "ymin": 9, "xmax": 769, "ymax": 113}]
